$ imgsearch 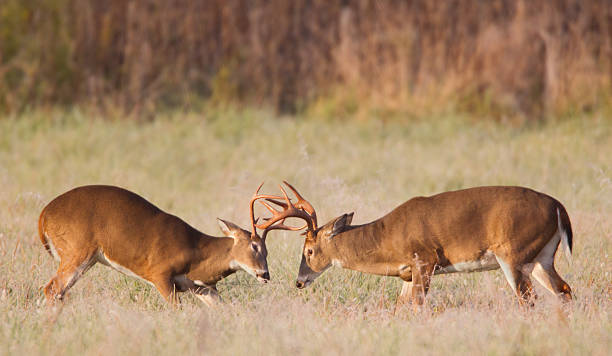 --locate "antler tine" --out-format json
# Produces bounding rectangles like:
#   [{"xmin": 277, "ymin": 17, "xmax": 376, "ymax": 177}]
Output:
[
  {"xmin": 278, "ymin": 184, "xmax": 295, "ymax": 208},
  {"xmin": 250, "ymin": 181, "xmax": 317, "ymax": 239},
  {"xmin": 248, "ymin": 182, "xmax": 287, "ymax": 237},
  {"xmin": 260, "ymin": 200, "xmax": 278, "ymax": 214},
  {"xmin": 282, "ymin": 180, "xmax": 318, "ymax": 229},
  {"xmin": 258, "ymin": 201, "xmax": 308, "ymax": 230},
  {"xmin": 261, "ymin": 221, "xmax": 308, "ymax": 240},
  {"xmin": 274, "ymin": 184, "xmax": 309, "ymax": 231},
  {"xmin": 266, "ymin": 198, "xmax": 288, "ymax": 209},
  {"xmin": 254, "ymin": 191, "xmax": 314, "ymax": 234},
  {"xmin": 263, "ymin": 219, "xmax": 307, "ymax": 232},
  {"xmin": 255, "ymin": 200, "xmax": 310, "ymax": 230},
  {"xmin": 282, "ymin": 181, "xmax": 315, "ymax": 214},
  {"xmin": 254, "ymin": 181, "xmax": 264, "ymax": 195}
]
